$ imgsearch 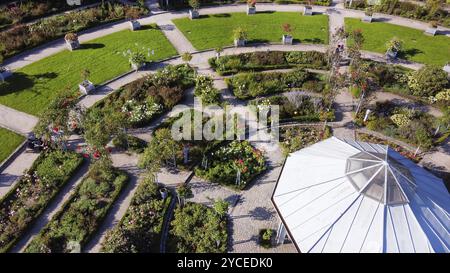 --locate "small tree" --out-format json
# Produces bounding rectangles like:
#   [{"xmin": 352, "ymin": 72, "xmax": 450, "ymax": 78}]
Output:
[
  {"xmin": 181, "ymin": 52, "xmax": 193, "ymax": 64},
  {"xmin": 64, "ymin": 32, "xmax": 78, "ymax": 41},
  {"xmin": 429, "ymin": 20, "xmax": 438, "ymax": 28},
  {"xmin": 215, "ymin": 47, "xmax": 223, "ymax": 60},
  {"xmin": 247, "ymin": 0, "xmax": 256, "ymax": 7},
  {"xmin": 129, "ymin": 51, "xmax": 146, "ymax": 67},
  {"xmin": 386, "ymin": 37, "xmax": 403, "ymax": 53},
  {"xmin": 233, "ymin": 27, "xmax": 248, "ymax": 41},
  {"xmin": 189, "ymin": 0, "xmax": 200, "ymax": 10},
  {"xmin": 176, "ymin": 183, "xmax": 192, "ymax": 207},
  {"xmin": 213, "ymin": 199, "xmax": 229, "ymax": 219},
  {"xmin": 282, "ymin": 23, "xmax": 293, "ymax": 35},
  {"xmin": 364, "ymin": 7, "xmax": 373, "ymax": 16},
  {"xmin": 139, "ymin": 128, "xmax": 180, "ymax": 169}
]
